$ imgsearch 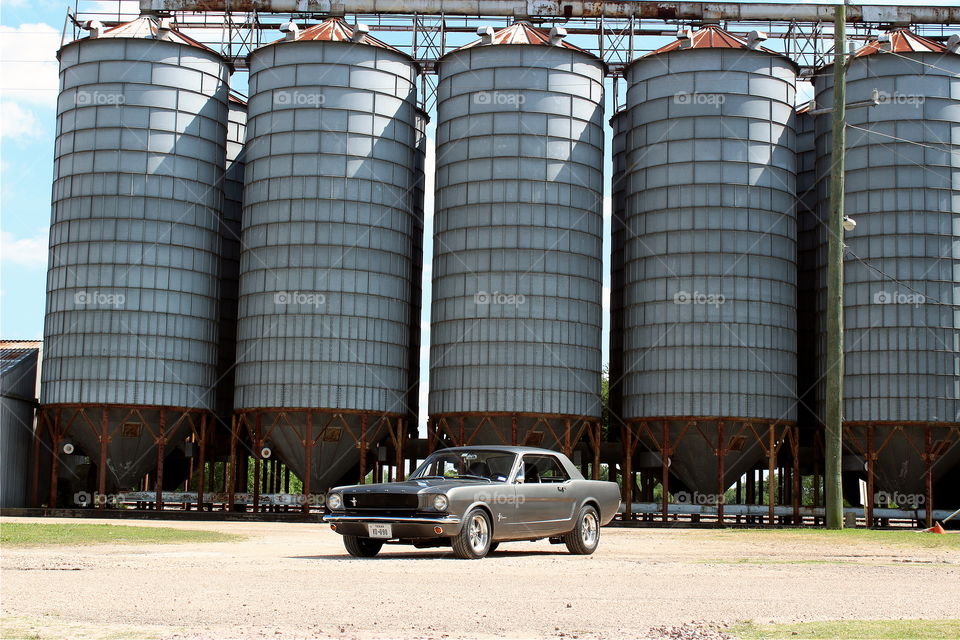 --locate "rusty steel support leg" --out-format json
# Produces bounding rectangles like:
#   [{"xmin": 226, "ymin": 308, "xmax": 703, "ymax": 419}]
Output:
[
  {"xmin": 662, "ymin": 421, "xmax": 670, "ymax": 523},
  {"xmin": 511, "ymin": 415, "xmax": 518, "ymax": 446},
  {"xmin": 48, "ymin": 410, "xmax": 62, "ymax": 508},
  {"xmin": 866, "ymin": 424, "xmax": 875, "ymax": 528},
  {"xmin": 303, "ymin": 412, "xmax": 312, "ymax": 513},
  {"xmin": 396, "ymin": 418, "xmax": 405, "ymax": 482},
  {"xmin": 563, "ymin": 419, "xmax": 572, "ymax": 458},
  {"xmin": 458, "ymin": 416, "xmax": 465, "ymax": 446},
  {"xmin": 593, "ymin": 422, "xmax": 601, "ymax": 481},
  {"xmin": 253, "ymin": 413, "xmax": 263, "ymax": 513},
  {"xmin": 792, "ymin": 426, "xmax": 801, "ymax": 524},
  {"xmin": 768, "ymin": 424, "xmax": 776, "ymax": 525},
  {"xmin": 197, "ymin": 414, "xmax": 207, "ymax": 512},
  {"xmin": 359, "ymin": 414, "xmax": 368, "ymax": 485},
  {"xmin": 717, "ymin": 421, "xmax": 725, "ymax": 524},
  {"xmin": 156, "ymin": 410, "xmax": 166, "ymax": 510},
  {"xmin": 228, "ymin": 415, "xmax": 237, "ymax": 509},
  {"xmin": 924, "ymin": 425, "xmax": 933, "ymax": 528},
  {"xmin": 30, "ymin": 412, "xmax": 42, "ymax": 507},
  {"xmin": 623, "ymin": 424, "xmax": 633, "ymax": 521},
  {"xmin": 97, "ymin": 408, "xmax": 109, "ymax": 510}
]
